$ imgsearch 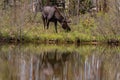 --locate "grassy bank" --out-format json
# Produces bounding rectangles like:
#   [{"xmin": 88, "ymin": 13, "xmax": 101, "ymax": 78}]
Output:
[
  {"xmin": 0, "ymin": 12, "xmax": 120, "ymax": 45},
  {"xmin": 0, "ymin": 23, "xmax": 119, "ymax": 45}
]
